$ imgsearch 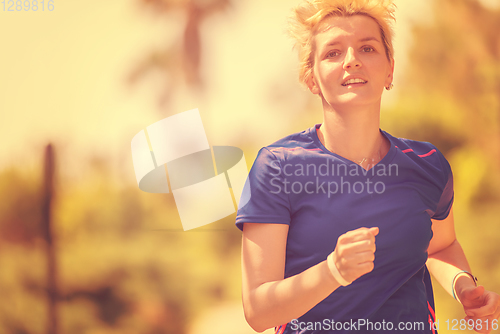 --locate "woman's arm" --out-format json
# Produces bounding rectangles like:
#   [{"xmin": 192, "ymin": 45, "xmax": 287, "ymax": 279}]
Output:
[
  {"xmin": 241, "ymin": 222, "xmax": 377, "ymax": 332},
  {"xmin": 427, "ymin": 208, "xmax": 475, "ymax": 298},
  {"xmin": 242, "ymin": 223, "xmax": 338, "ymax": 332},
  {"xmin": 427, "ymin": 207, "xmax": 500, "ymax": 333}
]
